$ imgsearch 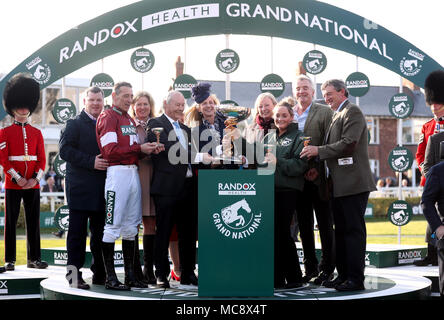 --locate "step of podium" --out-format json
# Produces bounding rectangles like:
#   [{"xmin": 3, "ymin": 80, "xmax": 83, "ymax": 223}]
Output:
[
  {"xmin": 0, "ymin": 265, "xmax": 67, "ymax": 300},
  {"xmin": 39, "ymin": 266, "xmax": 432, "ymax": 300},
  {"xmin": 296, "ymin": 243, "xmax": 428, "ymax": 268},
  {"xmin": 0, "ymin": 263, "xmax": 437, "ymax": 301}
]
